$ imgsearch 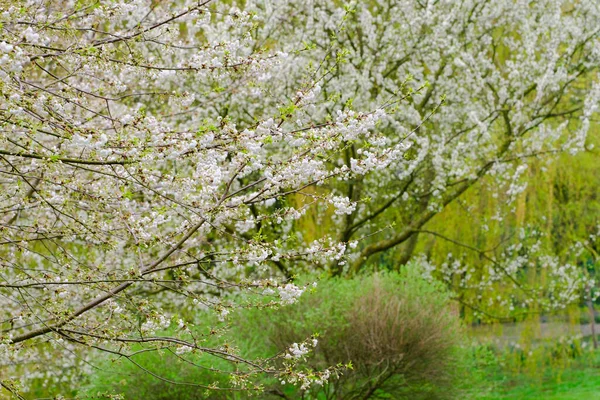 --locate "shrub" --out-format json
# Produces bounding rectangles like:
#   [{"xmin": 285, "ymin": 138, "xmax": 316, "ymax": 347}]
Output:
[
  {"xmin": 79, "ymin": 343, "xmax": 239, "ymax": 400},
  {"xmin": 241, "ymin": 267, "xmax": 465, "ymax": 399}
]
